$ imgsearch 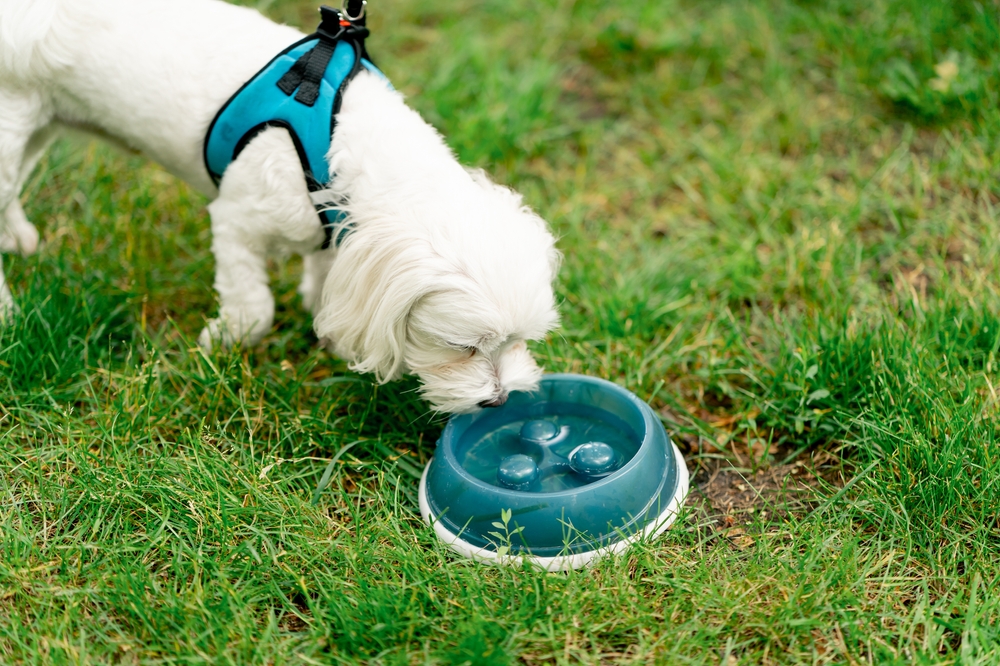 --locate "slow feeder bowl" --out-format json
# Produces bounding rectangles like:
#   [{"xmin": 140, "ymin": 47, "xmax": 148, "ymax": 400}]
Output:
[{"xmin": 419, "ymin": 374, "xmax": 689, "ymax": 571}]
